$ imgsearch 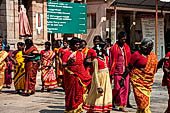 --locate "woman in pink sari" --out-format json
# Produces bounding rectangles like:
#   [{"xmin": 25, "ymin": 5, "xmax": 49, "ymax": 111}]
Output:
[
  {"xmin": 4, "ymin": 45, "xmax": 13, "ymax": 88},
  {"xmin": 40, "ymin": 42, "xmax": 57, "ymax": 91}
]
